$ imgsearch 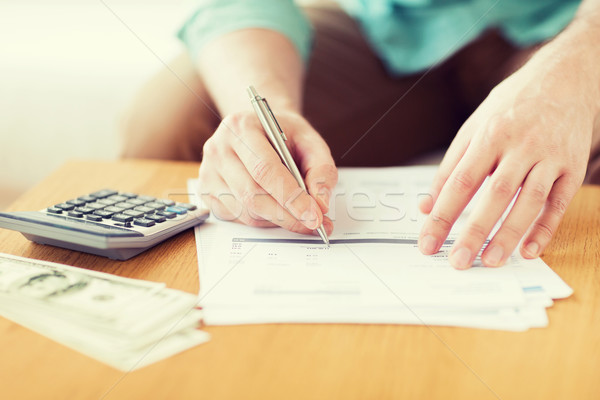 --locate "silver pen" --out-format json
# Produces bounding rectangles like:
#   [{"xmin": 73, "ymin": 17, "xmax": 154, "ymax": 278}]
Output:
[{"xmin": 247, "ymin": 85, "xmax": 329, "ymax": 246}]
